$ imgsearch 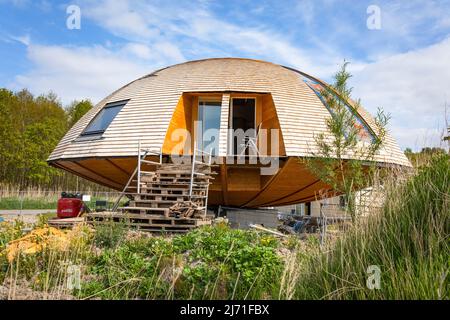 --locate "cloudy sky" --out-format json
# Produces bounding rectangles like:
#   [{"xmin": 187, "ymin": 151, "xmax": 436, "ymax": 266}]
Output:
[{"xmin": 0, "ymin": 0, "xmax": 449, "ymax": 151}]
